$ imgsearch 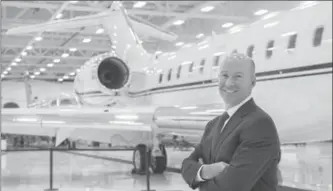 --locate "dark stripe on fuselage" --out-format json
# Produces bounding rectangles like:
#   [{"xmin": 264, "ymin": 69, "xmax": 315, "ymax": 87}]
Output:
[{"xmin": 77, "ymin": 62, "xmax": 332, "ymax": 97}]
